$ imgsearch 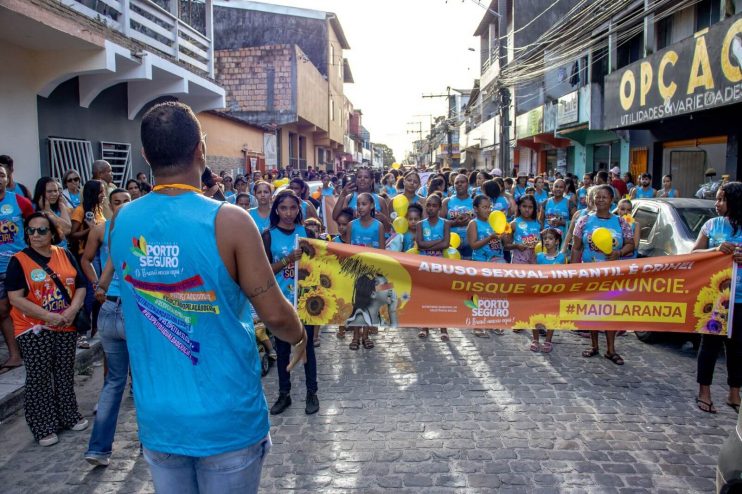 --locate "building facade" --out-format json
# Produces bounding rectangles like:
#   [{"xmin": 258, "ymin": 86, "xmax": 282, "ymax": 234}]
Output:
[
  {"xmin": 213, "ymin": 1, "xmax": 354, "ymax": 172},
  {"xmin": 1, "ymin": 0, "xmax": 224, "ymax": 187}
]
